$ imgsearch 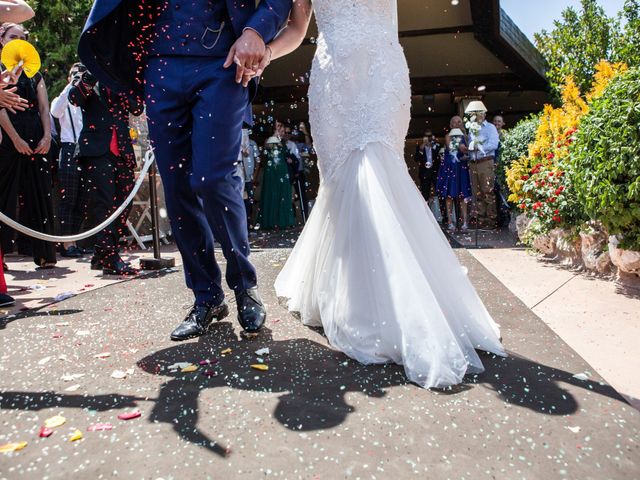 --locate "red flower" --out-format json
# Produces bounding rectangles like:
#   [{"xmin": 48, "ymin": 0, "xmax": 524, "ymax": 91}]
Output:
[
  {"xmin": 521, "ymin": 175, "xmax": 529, "ymax": 181},
  {"xmin": 547, "ymin": 152, "xmax": 555, "ymax": 160},
  {"xmin": 519, "ymin": 204, "xmax": 526, "ymax": 210}
]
